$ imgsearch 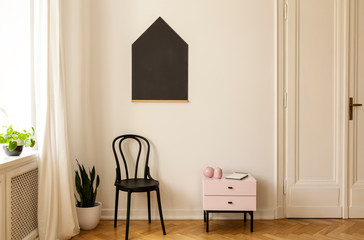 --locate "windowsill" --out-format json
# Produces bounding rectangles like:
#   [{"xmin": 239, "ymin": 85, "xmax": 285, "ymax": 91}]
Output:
[{"xmin": 0, "ymin": 149, "xmax": 39, "ymax": 171}]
